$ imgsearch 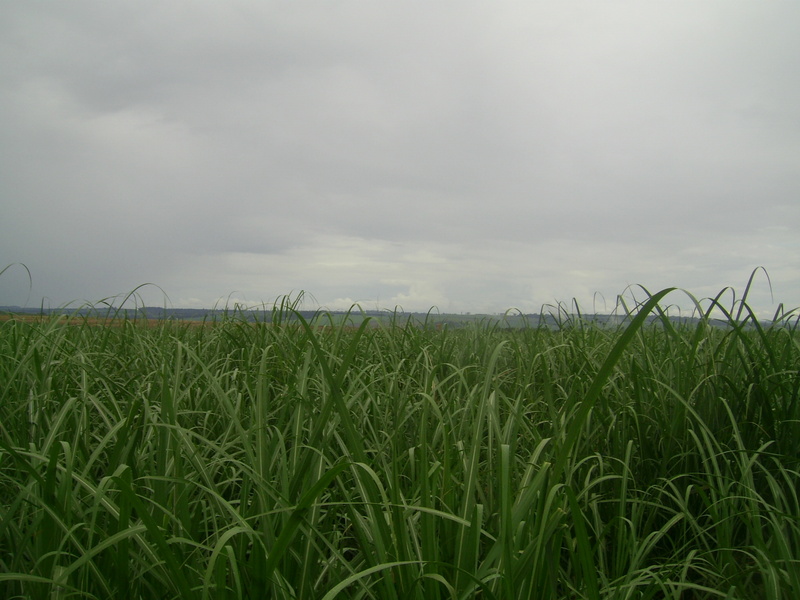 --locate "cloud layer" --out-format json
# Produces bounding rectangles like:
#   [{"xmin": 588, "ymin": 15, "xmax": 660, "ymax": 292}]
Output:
[{"xmin": 2, "ymin": 2, "xmax": 798, "ymax": 316}]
